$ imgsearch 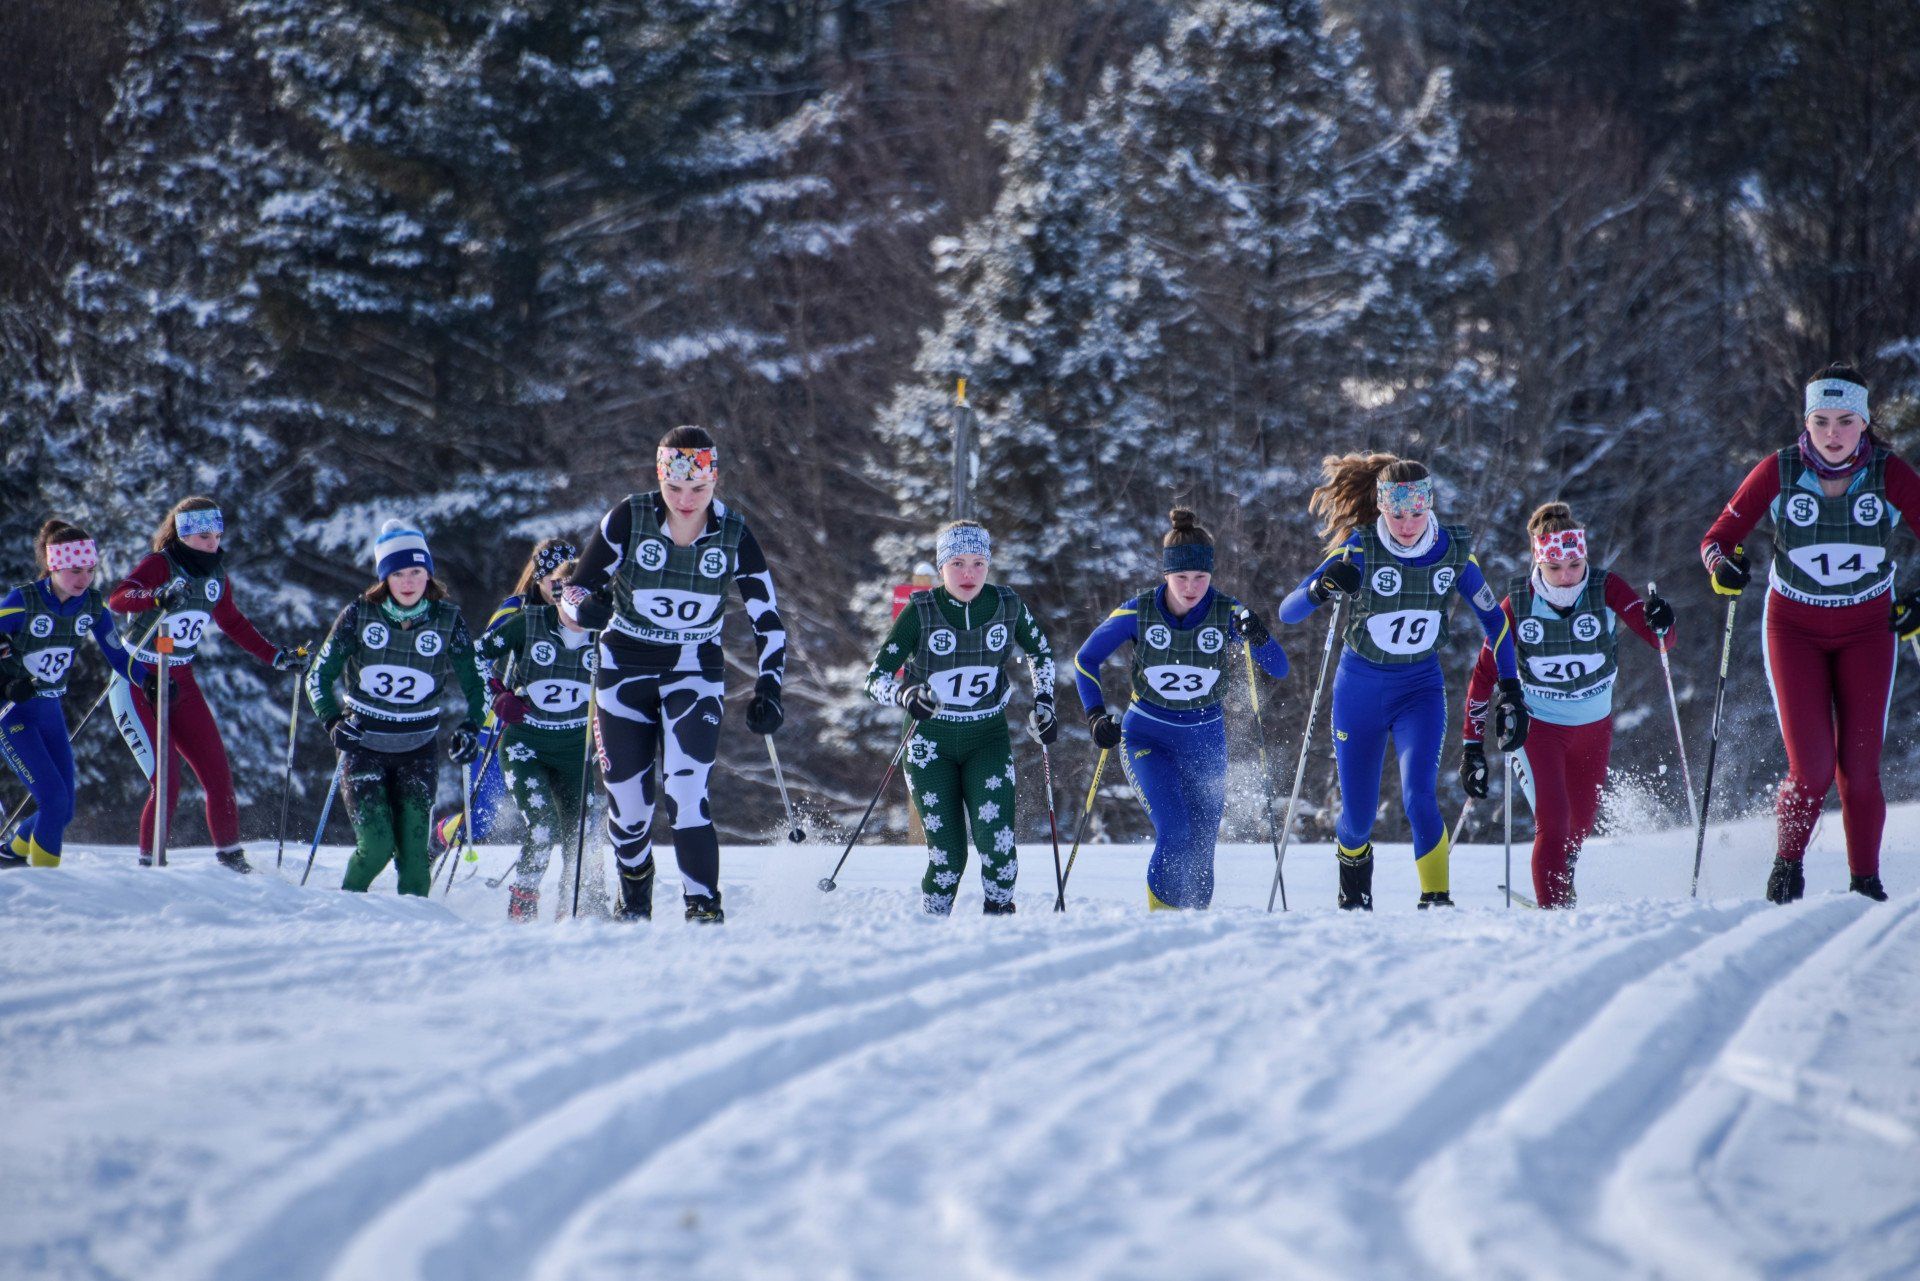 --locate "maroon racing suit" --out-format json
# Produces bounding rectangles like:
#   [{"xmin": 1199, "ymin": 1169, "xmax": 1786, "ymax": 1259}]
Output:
[
  {"xmin": 1702, "ymin": 445, "xmax": 1920, "ymax": 877},
  {"xmin": 111, "ymin": 550, "xmax": 281, "ymax": 854}
]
